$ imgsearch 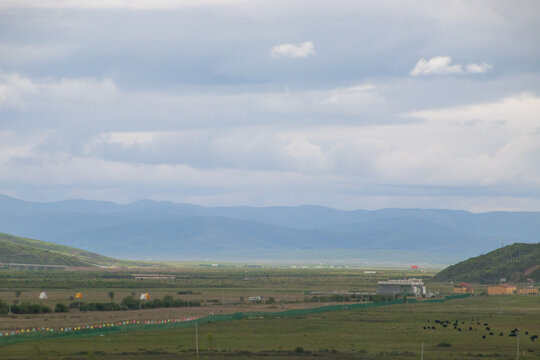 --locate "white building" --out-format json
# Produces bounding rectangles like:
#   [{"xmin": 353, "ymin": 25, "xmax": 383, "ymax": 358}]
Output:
[{"xmin": 377, "ymin": 278, "xmax": 426, "ymax": 297}]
